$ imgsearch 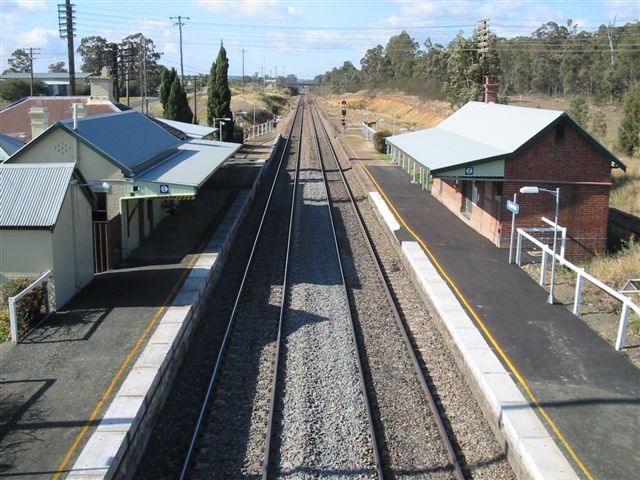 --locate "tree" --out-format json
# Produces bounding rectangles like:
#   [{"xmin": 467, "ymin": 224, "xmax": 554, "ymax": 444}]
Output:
[
  {"xmin": 4, "ymin": 49, "xmax": 31, "ymax": 73},
  {"xmin": 618, "ymin": 84, "xmax": 640, "ymax": 156},
  {"xmin": 360, "ymin": 45, "xmax": 390, "ymax": 88},
  {"xmin": 165, "ymin": 77, "xmax": 193, "ymax": 123},
  {"xmin": 568, "ymin": 94, "xmax": 590, "ymax": 127},
  {"xmin": 77, "ymin": 35, "xmax": 109, "ymax": 74},
  {"xmin": 159, "ymin": 67, "xmax": 178, "ymax": 115},
  {"xmin": 48, "ymin": 61, "xmax": 67, "ymax": 73},
  {"xmin": 0, "ymin": 79, "xmax": 46, "ymax": 101},
  {"xmin": 207, "ymin": 42, "xmax": 234, "ymax": 140},
  {"xmin": 443, "ymin": 33, "xmax": 482, "ymax": 108},
  {"xmin": 120, "ymin": 33, "xmax": 162, "ymax": 95},
  {"xmin": 385, "ymin": 31, "xmax": 419, "ymax": 82},
  {"xmin": 590, "ymin": 111, "xmax": 607, "ymax": 140}
]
